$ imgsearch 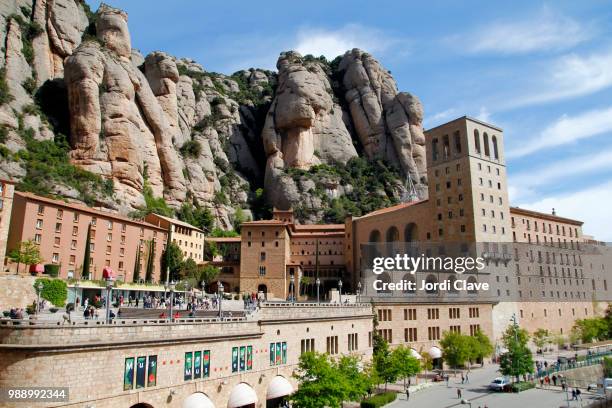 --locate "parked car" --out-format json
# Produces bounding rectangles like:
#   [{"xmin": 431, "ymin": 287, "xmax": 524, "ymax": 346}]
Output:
[{"xmin": 489, "ymin": 377, "xmax": 511, "ymax": 391}]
